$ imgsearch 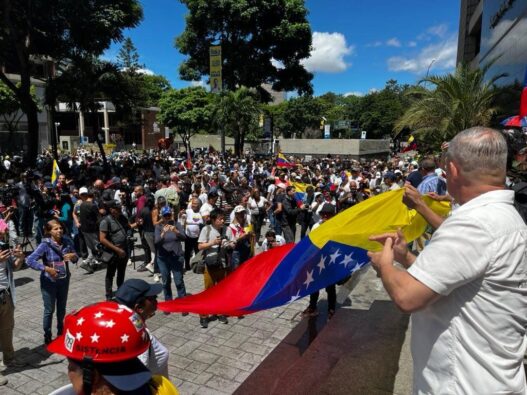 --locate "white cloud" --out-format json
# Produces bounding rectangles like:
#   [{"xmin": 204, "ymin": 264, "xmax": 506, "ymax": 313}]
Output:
[
  {"xmin": 344, "ymin": 91, "xmax": 364, "ymax": 97},
  {"xmin": 427, "ymin": 23, "xmax": 448, "ymax": 38},
  {"xmin": 408, "ymin": 41, "xmax": 417, "ymax": 47},
  {"xmin": 190, "ymin": 80, "xmax": 206, "ymax": 88},
  {"xmin": 120, "ymin": 67, "xmax": 155, "ymax": 75},
  {"xmin": 136, "ymin": 68, "xmax": 154, "ymax": 76},
  {"xmin": 302, "ymin": 32, "xmax": 354, "ymax": 73},
  {"xmin": 271, "ymin": 58, "xmax": 284, "ymax": 69},
  {"xmin": 366, "ymin": 41, "xmax": 383, "ymax": 47},
  {"xmin": 387, "ymin": 35, "xmax": 457, "ymax": 74},
  {"xmin": 386, "ymin": 38, "xmax": 401, "ymax": 47}
]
